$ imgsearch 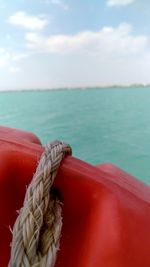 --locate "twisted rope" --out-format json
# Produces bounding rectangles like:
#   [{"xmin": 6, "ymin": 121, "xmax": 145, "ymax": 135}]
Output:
[{"xmin": 9, "ymin": 141, "xmax": 72, "ymax": 267}]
